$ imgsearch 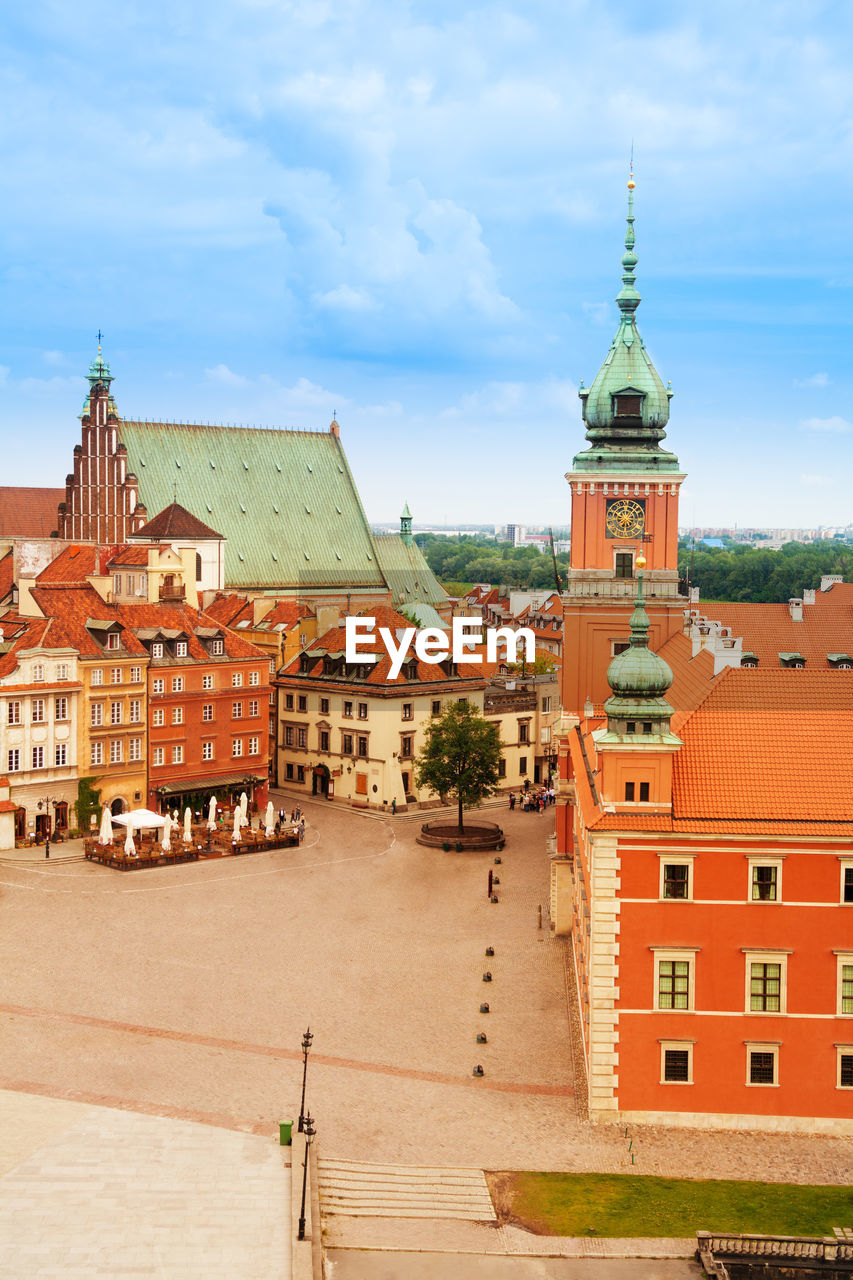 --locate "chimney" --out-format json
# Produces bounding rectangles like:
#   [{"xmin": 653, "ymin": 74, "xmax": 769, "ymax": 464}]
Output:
[
  {"xmin": 788, "ymin": 598, "xmax": 803, "ymax": 621},
  {"xmin": 803, "ymin": 588, "xmax": 816, "ymax": 606},
  {"xmin": 821, "ymin": 575, "xmax": 843, "ymax": 592}
]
